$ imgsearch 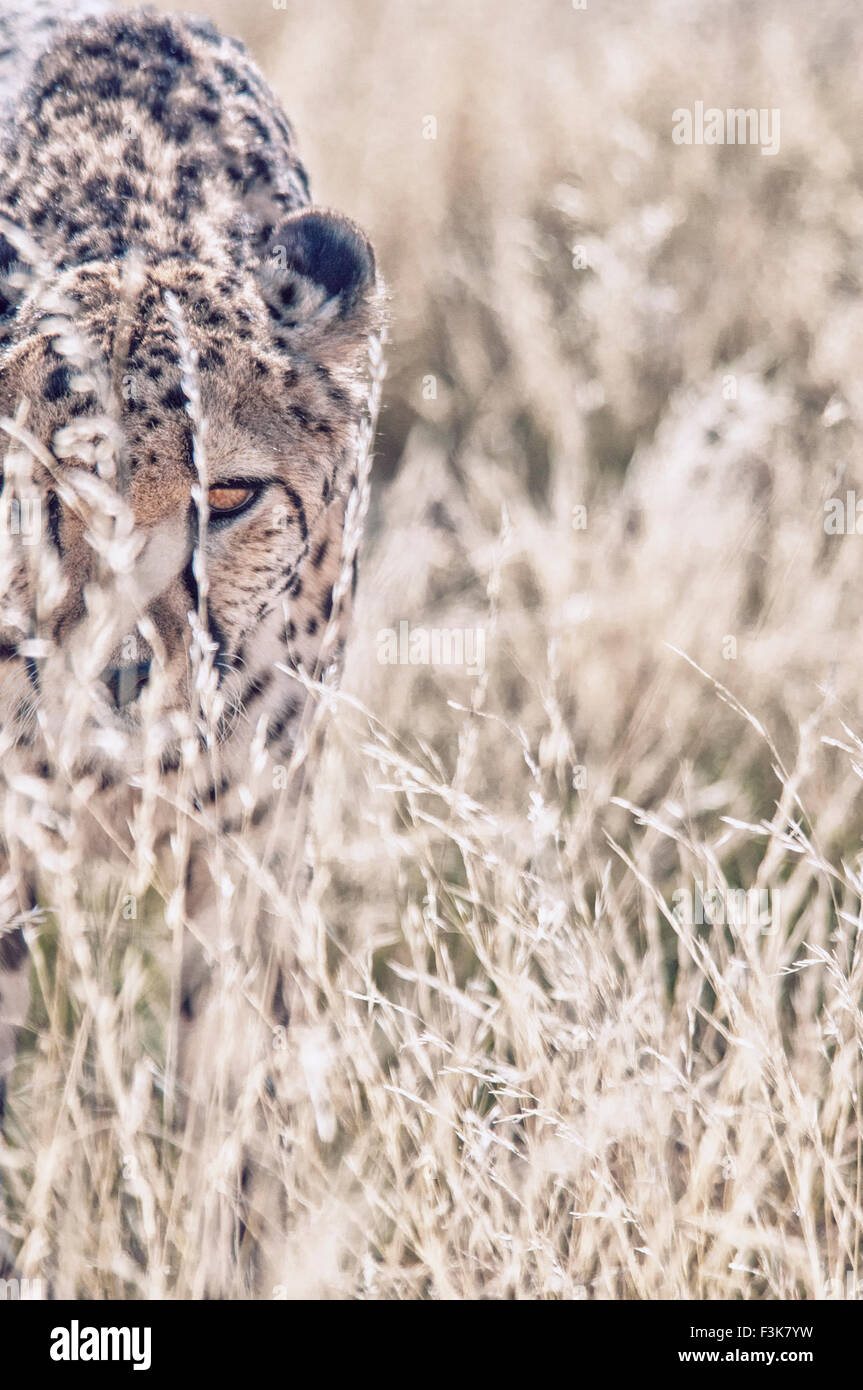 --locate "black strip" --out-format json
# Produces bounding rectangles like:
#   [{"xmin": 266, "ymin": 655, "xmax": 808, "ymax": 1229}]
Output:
[
  {"xmin": 46, "ymin": 489, "xmax": 63, "ymax": 554},
  {"xmin": 182, "ymin": 500, "xmax": 200, "ymax": 610},
  {"xmin": 238, "ymin": 670, "xmax": 273, "ymax": 707},
  {"xmin": 283, "ymin": 487, "xmax": 308, "ymax": 540},
  {"xmin": 207, "ymin": 611, "xmax": 231, "ymax": 675}
]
